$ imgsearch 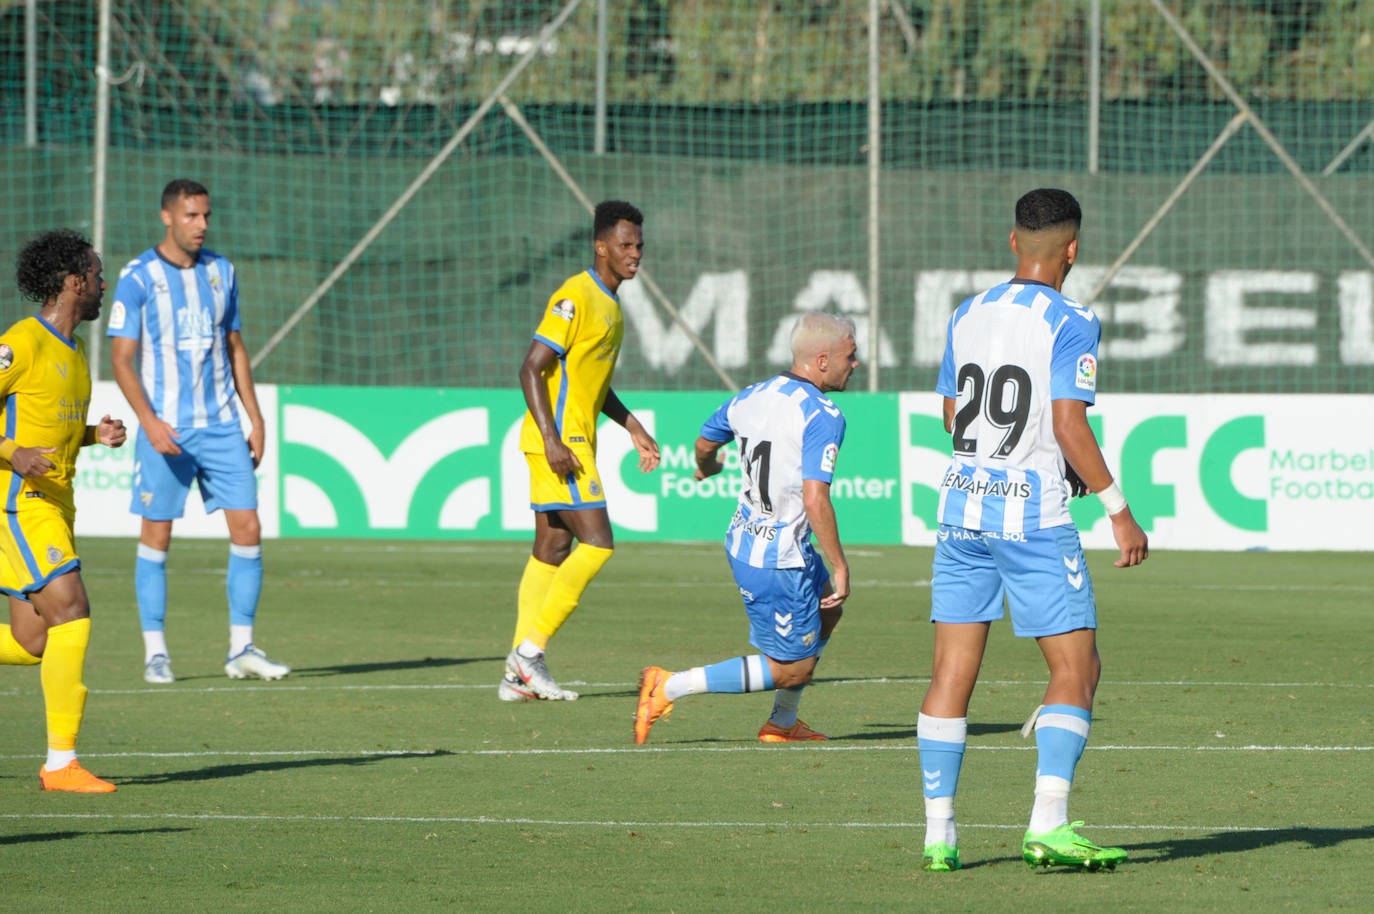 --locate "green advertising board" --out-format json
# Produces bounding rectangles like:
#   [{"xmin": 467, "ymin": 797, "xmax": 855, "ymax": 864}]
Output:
[{"xmin": 275, "ymin": 386, "xmax": 901, "ymax": 544}]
